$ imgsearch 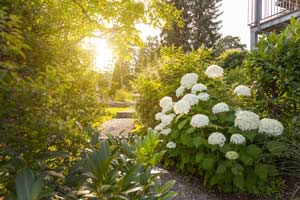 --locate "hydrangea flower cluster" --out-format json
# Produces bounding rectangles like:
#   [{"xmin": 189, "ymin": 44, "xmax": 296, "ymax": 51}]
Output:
[
  {"xmin": 234, "ymin": 111, "xmax": 260, "ymax": 131},
  {"xmin": 153, "ymin": 64, "xmax": 284, "ymax": 155},
  {"xmin": 230, "ymin": 134, "xmax": 246, "ymax": 144},
  {"xmin": 190, "ymin": 114, "xmax": 209, "ymax": 128},
  {"xmin": 208, "ymin": 132, "xmax": 226, "ymax": 147},
  {"xmin": 234, "ymin": 85, "xmax": 251, "ymax": 96},
  {"xmin": 205, "ymin": 65, "xmax": 224, "ymax": 78},
  {"xmin": 225, "ymin": 151, "xmax": 239, "ymax": 160},
  {"xmin": 259, "ymin": 118, "xmax": 284, "ymax": 136},
  {"xmin": 212, "ymin": 102, "xmax": 230, "ymax": 114}
]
